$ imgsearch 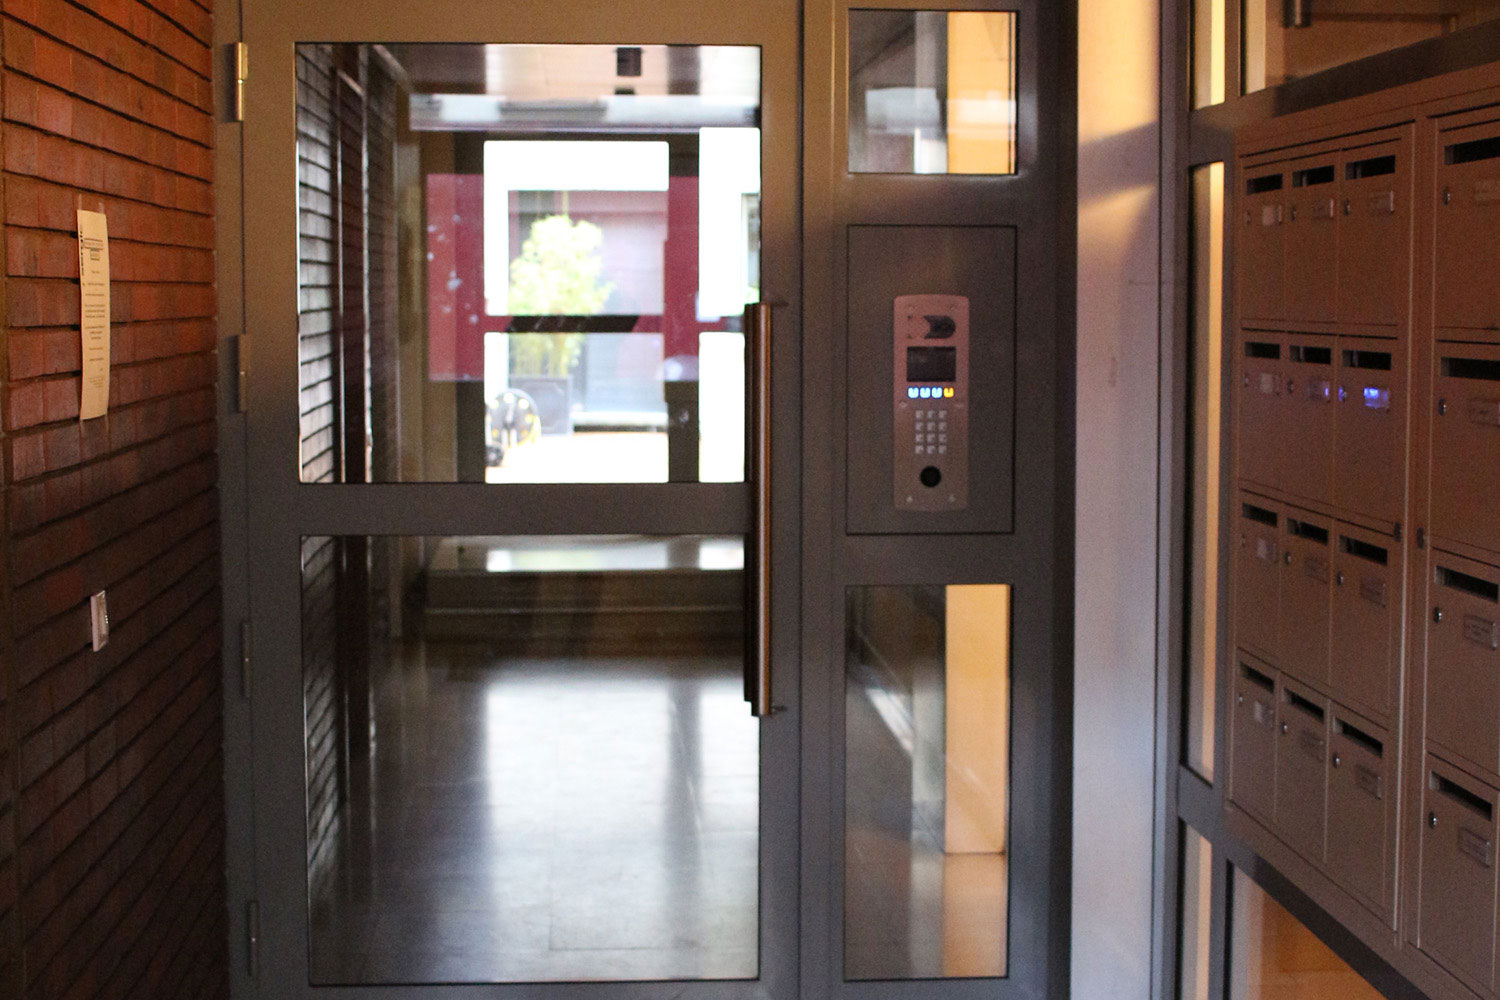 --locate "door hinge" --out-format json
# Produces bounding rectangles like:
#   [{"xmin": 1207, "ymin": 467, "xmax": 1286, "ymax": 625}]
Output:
[
  {"xmin": 245, "ymin": 898, "xmax": 260, "ymax": 979},
  {"xmin": 230, "ymin": 41, "xmax": 248, "ymax": 122},
  {"xmin": 239, "ymin": 620, "xmax": 252, "ymax": 698}
]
